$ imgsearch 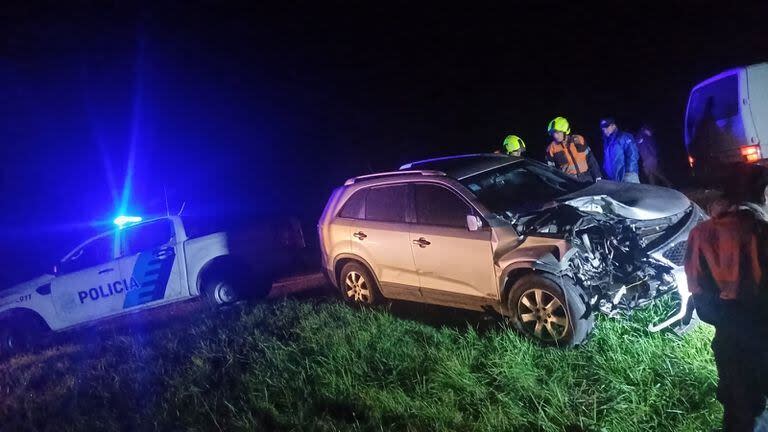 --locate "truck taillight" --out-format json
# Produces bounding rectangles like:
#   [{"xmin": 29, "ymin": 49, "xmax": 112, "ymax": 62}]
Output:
[
  {"xmin": 740, "ymin": 145, "xmax": 762, "ymax": 163},
  {"xmin": 687, "ymin": 155, "xmax": 695, "ymax": 168}
]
